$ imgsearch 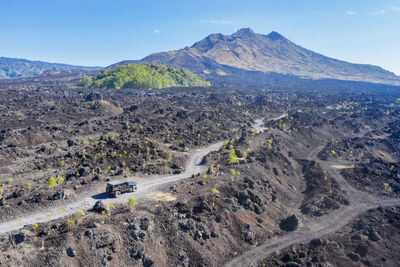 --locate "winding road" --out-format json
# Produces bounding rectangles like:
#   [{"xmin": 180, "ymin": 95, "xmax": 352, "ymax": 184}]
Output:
[
  {"xmin": 0, "ymin": 114, "xmax": 279, "ymax": 234},
  {"xmin": 0, "ymin": 141, "xmax": 223, "ymax": 234}
]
